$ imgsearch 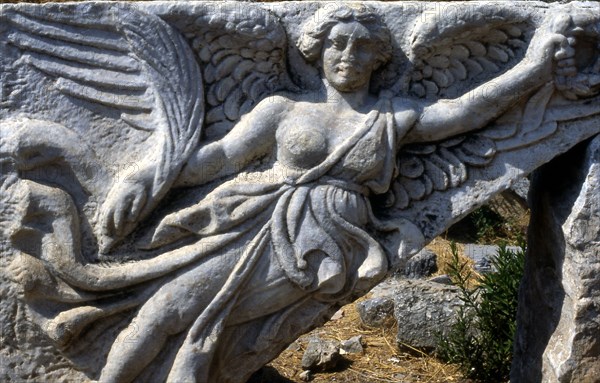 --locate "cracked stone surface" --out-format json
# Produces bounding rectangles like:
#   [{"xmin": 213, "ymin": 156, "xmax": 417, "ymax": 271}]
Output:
[{"xmin": 0, "ymin": 1, "xmax": 599, "ymax": 381}]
